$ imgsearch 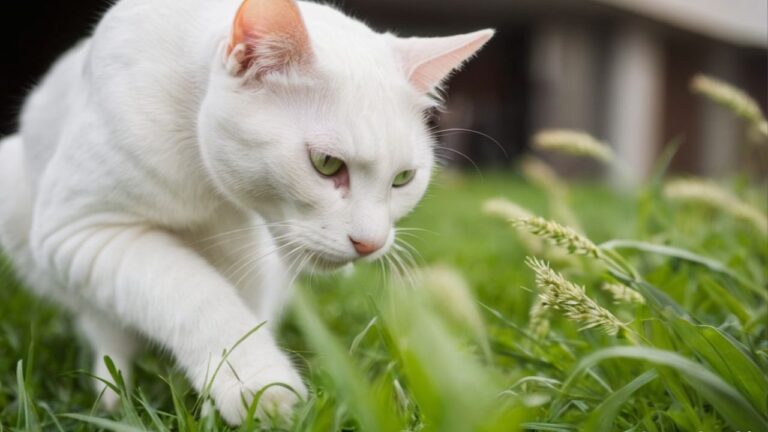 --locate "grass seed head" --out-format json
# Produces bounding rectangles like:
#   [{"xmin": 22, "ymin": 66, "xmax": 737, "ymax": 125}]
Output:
[
  {"xmin": 514, "ymin": 217, "xmax": 600, "ymax": 258},
  {"xmin": 533, "ymin": 130, "xmax": 615, "ymax": 163},
  {"xmin": 520, "ymin": 156, "xmax": 566, "ymax": 197},
  {"xmin": 691, "ymin": 74, "xmax": 768, "ymax": 139},
  {"xmin": 483, "ymin": 198, "xmax": 546, "ymax": 254},
  {"xmin": 415, "ymin": 265, "xmax": 488, "ymax": 349},
  {"xmin": 483, "ymin": 198, "xmax": 535, "ymax": 221},
  {"xmin": 525, "ymin": 257, "xmax": 623, "ymax": 336},
  {"xmin": 664, "ymin": 179, "xmax": 768, "ymax": 235},
  {"xmin": 528, "ymin": 296, "xmax": 551, "ymax": 338},
  {"xmin": 601, "ymin": 283, "xmax": 645, "ymax": 305}
]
